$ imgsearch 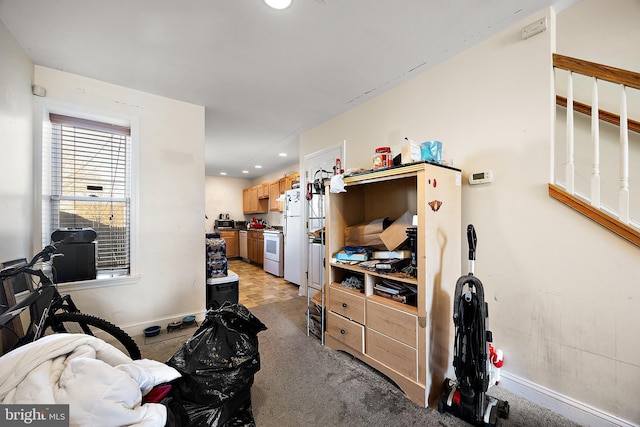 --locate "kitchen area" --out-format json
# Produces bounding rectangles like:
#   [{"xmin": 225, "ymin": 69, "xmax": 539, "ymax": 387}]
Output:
[{"xmin": 205, "ymin": 169, "xmax": 305, "ymax": 296}]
